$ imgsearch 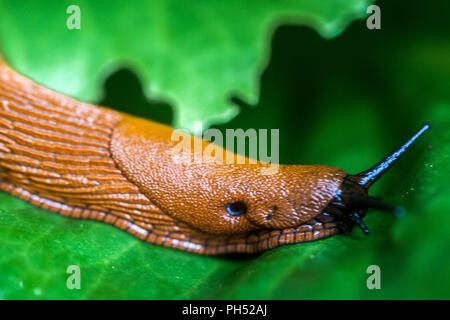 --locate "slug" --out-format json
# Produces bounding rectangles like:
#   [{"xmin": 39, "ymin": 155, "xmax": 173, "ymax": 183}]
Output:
[{"xmin": 0, "ymin": 59, "xmax": 429, "ymax": 254}]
